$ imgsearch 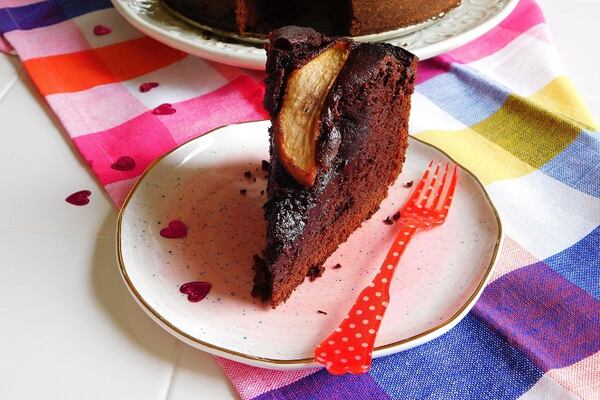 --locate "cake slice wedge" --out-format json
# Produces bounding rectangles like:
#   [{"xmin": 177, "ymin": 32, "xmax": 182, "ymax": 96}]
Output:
[{"xmin": 253, "ymin": 26, "xmax": 418, "ymax": 307}]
